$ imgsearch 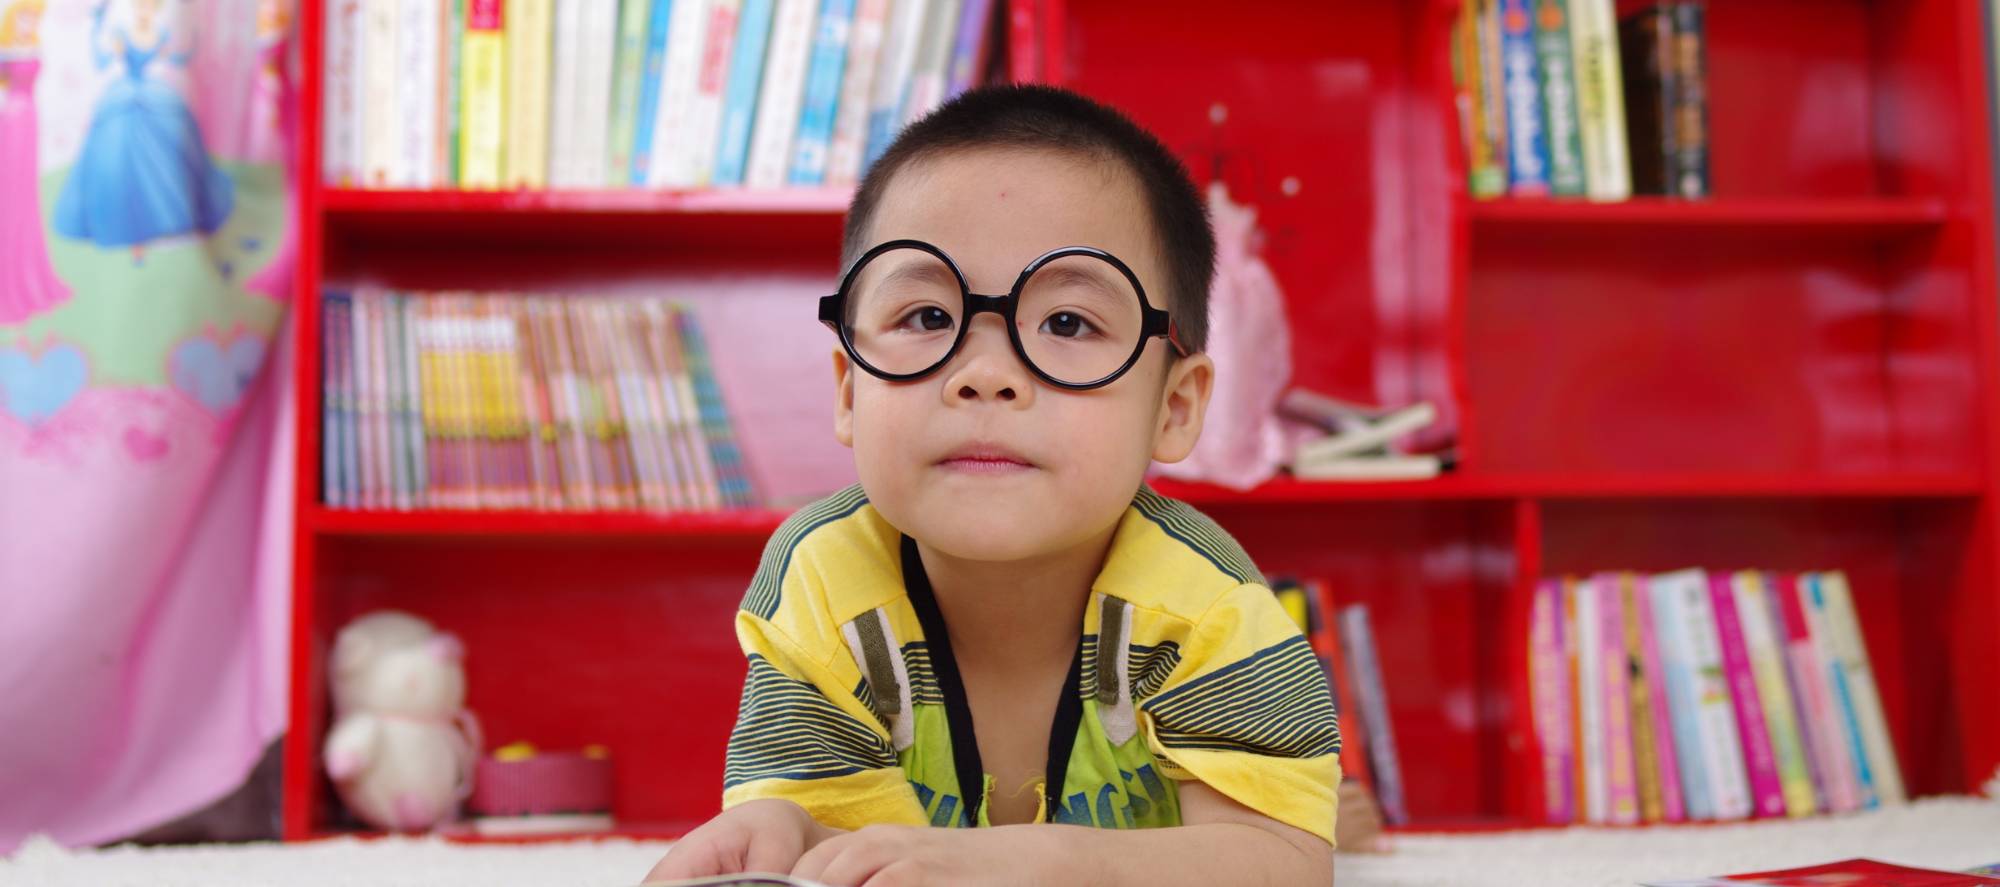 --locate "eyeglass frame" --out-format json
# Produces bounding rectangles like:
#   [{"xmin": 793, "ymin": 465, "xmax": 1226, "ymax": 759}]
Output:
[{"xmin": 818, "ymin": 238, "xmax": 1190, "ymax": 391}]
